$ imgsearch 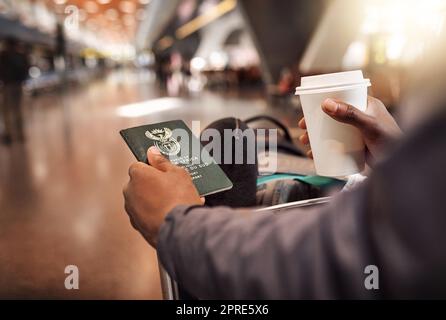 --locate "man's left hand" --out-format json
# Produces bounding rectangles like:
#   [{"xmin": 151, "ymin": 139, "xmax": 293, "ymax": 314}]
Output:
[{"xmin": 123, "ymin": 146, "xmax": 203, "ymax": 248}]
